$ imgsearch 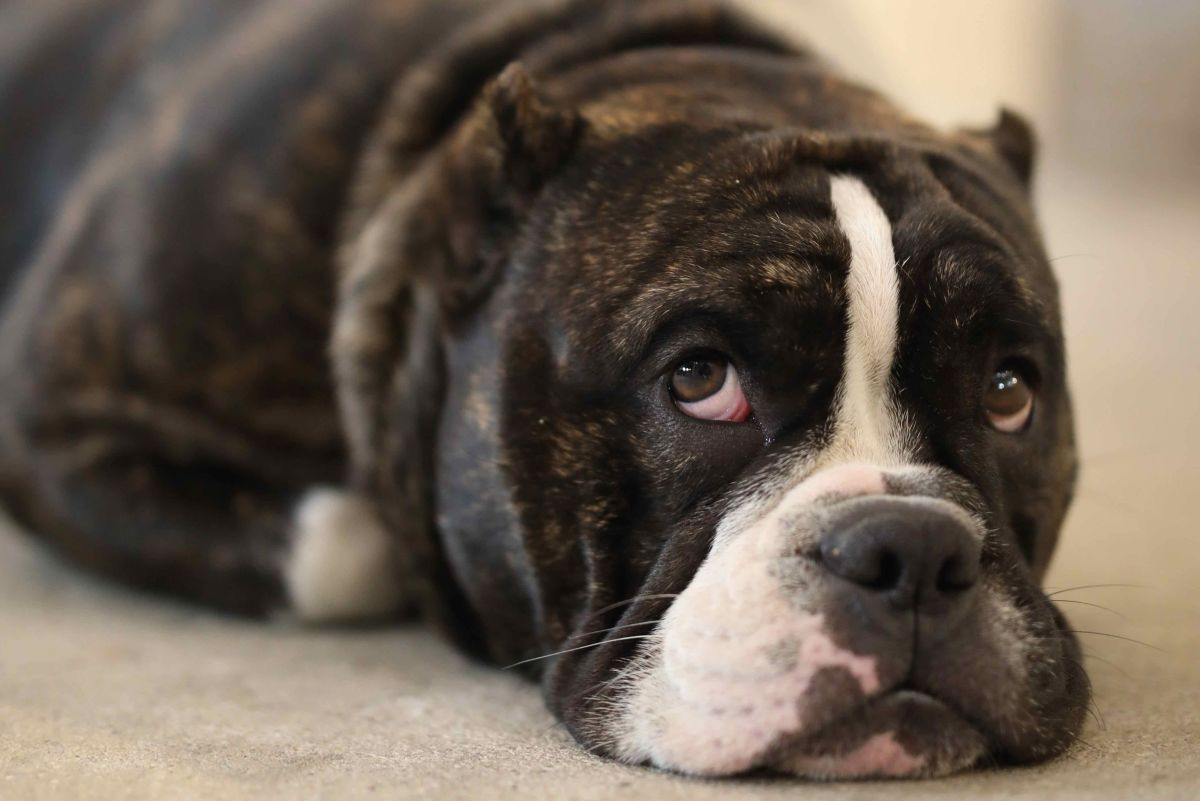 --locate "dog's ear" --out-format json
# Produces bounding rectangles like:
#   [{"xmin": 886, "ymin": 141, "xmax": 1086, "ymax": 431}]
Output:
[
  {"xmin": 332, "ymin": 63, "xmax": 581, "ymax": 487},
  {"xmin": 963, "ymin": 107, "xmax": 1037, "ymax": 189},
  {"xmin": 450, "ymin": 61, "xmax": 583, "ymax": 205},
  {"xmin": 328, "ymin": 64, "xmax": 581, "ymax": 649},
  {"xmin": 432, "ymin": 62, "xmax": 583, "ymax": 309}
]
